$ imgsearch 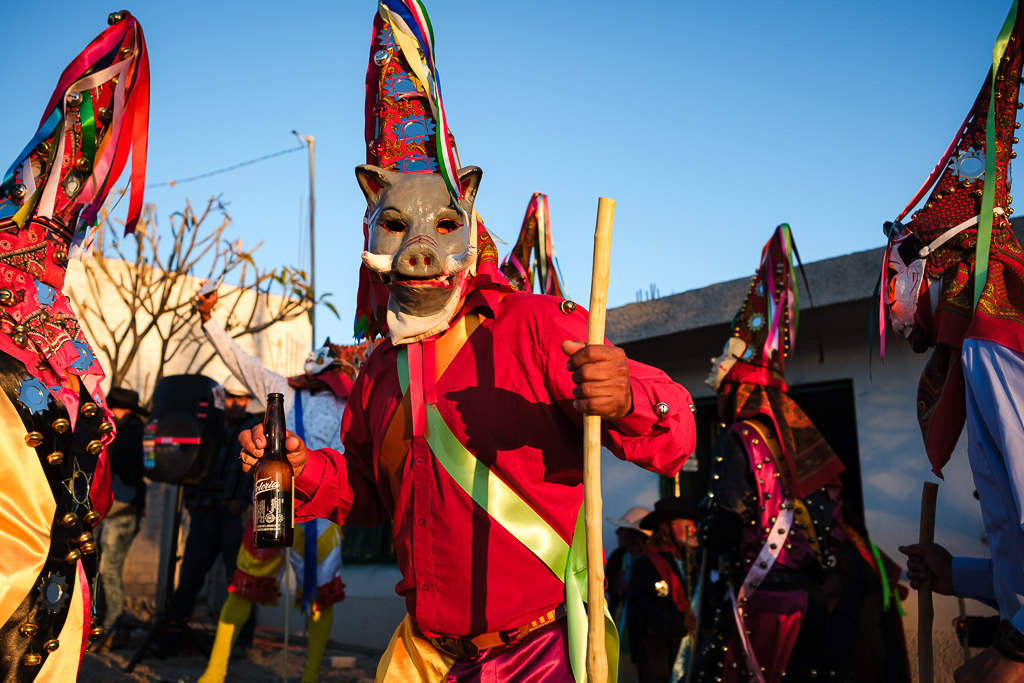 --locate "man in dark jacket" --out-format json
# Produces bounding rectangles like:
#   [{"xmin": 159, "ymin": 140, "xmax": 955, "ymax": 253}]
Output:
[
  {"xmin": 95, "ymin": 388, "xmax": 149, "ymax": 650},
  {"xmin": 627, "ymin": 497, "xmax": 699, "ymax": 683}
]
